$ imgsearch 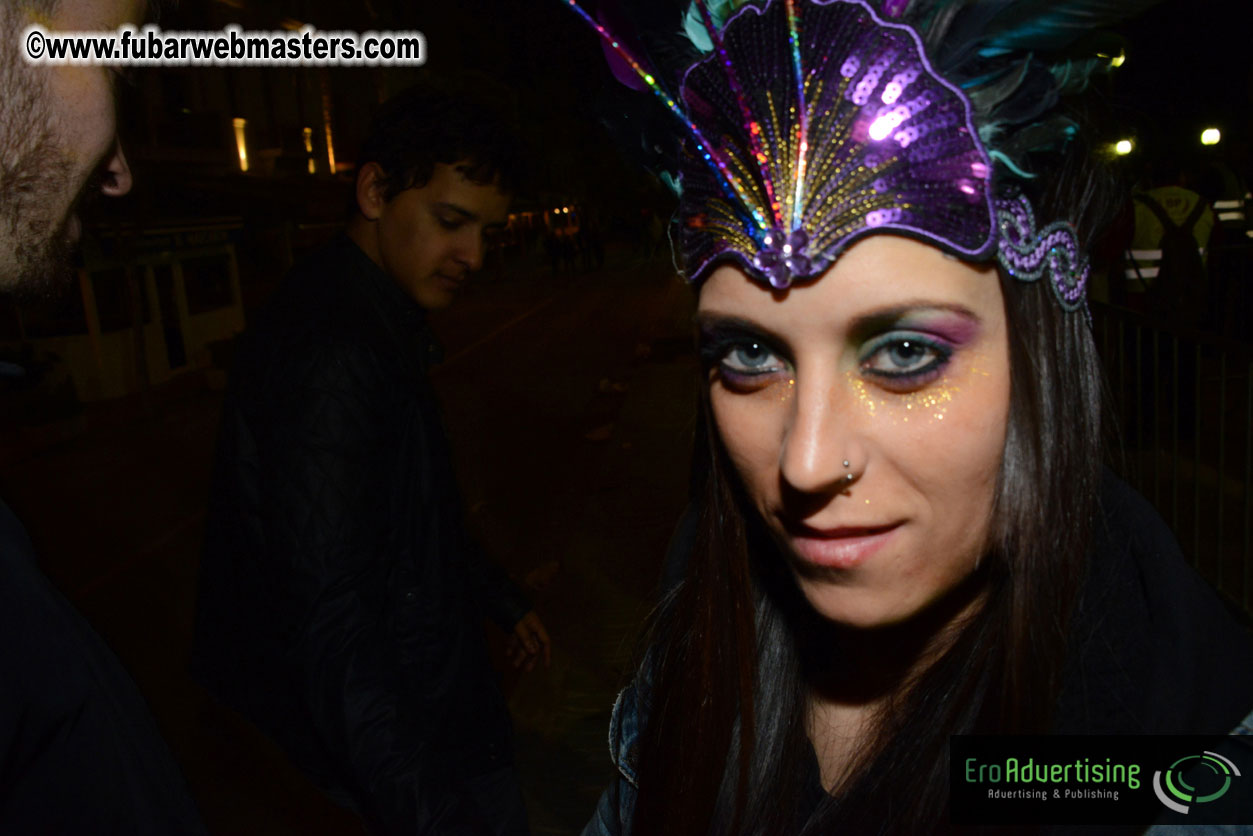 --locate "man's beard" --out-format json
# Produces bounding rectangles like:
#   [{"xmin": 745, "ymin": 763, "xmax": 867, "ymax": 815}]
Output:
[
  {"xmin": 2, "ymin": 144, "xmax": 79, "ymax": 301},
  {"xmin": 1, "ymin": 9, "xmax": 83, "ymax": 301}
]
